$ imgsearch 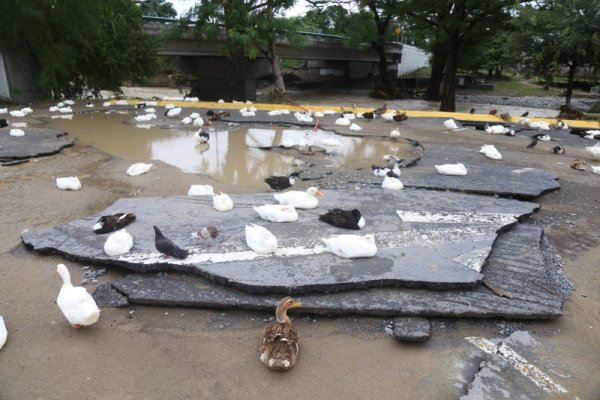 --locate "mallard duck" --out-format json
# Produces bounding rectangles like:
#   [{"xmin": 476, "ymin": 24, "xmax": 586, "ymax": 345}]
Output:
[
  {"xmin": 213, "ymin": 192, "xmax": 233, "ymax": 212},
  {"xmin": 319, "ymin": 208, "xmax": 365, "ymax": 230},
  {"xmin": 104, "ymin": 229, "xmax": 134, "ymax": 256},
  {"xmin": 0, "ymin": 119, "xmax": 8, "ymax": 128},
  {"xmin": 321, "ymin": 234, "xmax": 377, "ymax": 258},
  {"xmin": 253, "ymin": 204, "xmax": 298, "ymax": 222},
  {"xmin": 126, "ymin": 163, "xmax": 153, "ymax": 176},
  {"xmin": 194, "ymin": 226, "xmax": 219, "ymax": 240},
  {"xmin": 93, "ymin": 212, "xmax": 136, "ymax": 234},
  {"xmin": 259, "ymin": 297, "xmax": 302, "ymax": 371},
  {"xmin": 489, "ymin": 109, "xmax": 498, "ymax": 115},
  {"xmin": 153, "ymin": 225, "xmax": 188, "ymax": 259},
  {"xmin": 373, "ymin": 104, "xmax": 387, "ymax": 116},
  {"xmin": 552, "ymin": 145, "xmax": 565, "ymax": 154},
  {"xmin": 361, "ymin": 111, "xmax": 374, "ymax": 120},
  {"xmin": 245, "ymin": 224, "xmax": 277, "ymax": 254},
  {"xmin": 265, "ymin": 172, "xmax": 301, "ymax": 191},
  {"xmin": 274, "ymin": 187, "xmax": 323, "ymax": 209},
  {"xmin": 0, "ymin": 316, "xmax": 6, "ymax": 351},
  {"xmin": 499, "ymin": 113, "xmax": 511, "ymax": 122},
  {"xmin": 570, "ymin": 159, "xmax": 586, "ymax": 171},
  {"xmin": 56, "ymin": 264, "xmax": 100, "ymax": 328},
  {"xmin": 382, "ymin": 172, "xmax": 404, "ymax": 190},
  {"xmin": 393, "ymin": 111, "xmax": 407, "ymax": 122},
  {"xmin": 56, "ymin": 176, "xmax": 81, "ymax": 190},
  {"xmin": 434, "ymin": 163, "xmax": 467, "ymax": 176},
  {"xmin": 480, "ymin": 145, "xmax": 502, "ymax": 160},
  {"xmin": 521, "ymin": 111, "xmax": 529, "ymax": 117}
]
